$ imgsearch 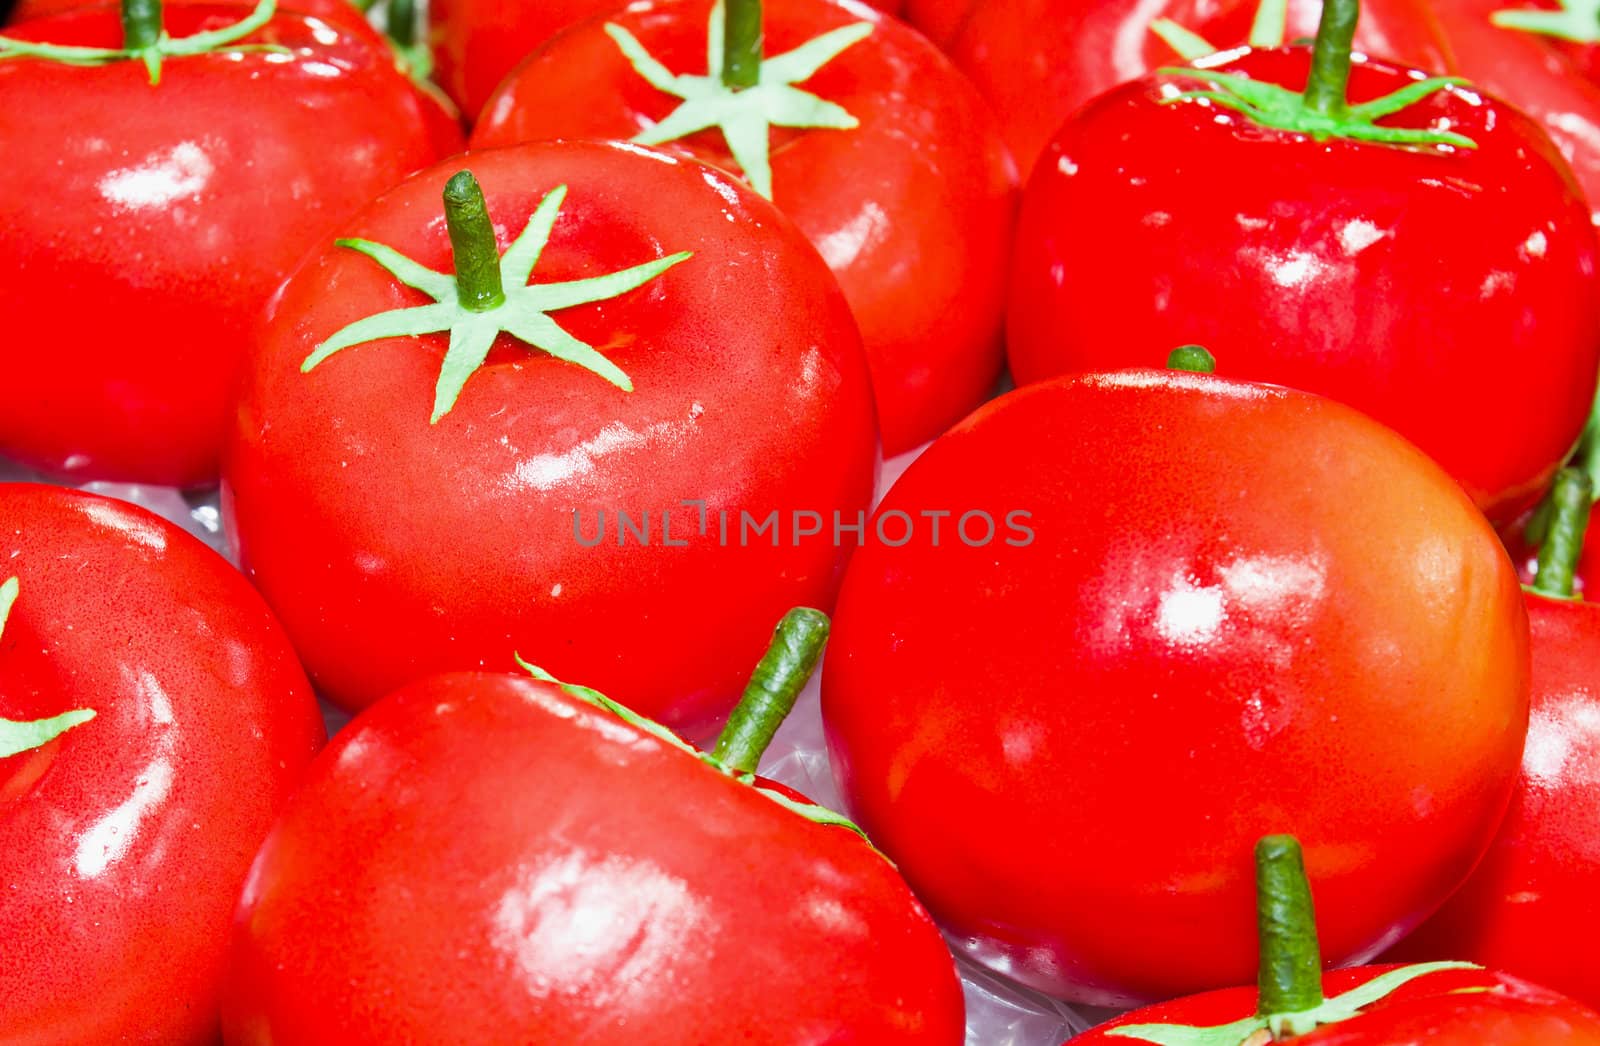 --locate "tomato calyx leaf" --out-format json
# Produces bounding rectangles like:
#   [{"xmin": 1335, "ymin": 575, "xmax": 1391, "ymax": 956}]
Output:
[
  {"xmin": 1492, "ymin": 0, "xmax": 1600, "ymax": 42},
  {"xmin": 1155, "ymin": 65, "xmax": 1477, "ymax": 149},
  {"xmin": 513, "ymin": 655, "xmax": 879, "ymax": 846},
  {"xmin": 301, "ymin": 183, "xmax": 692, "ymax": 422},
  {"xmin": 1106, "ymin": 962, "xmax": 1481, "ymax": 1045},
  {"xmin": 0, "ymin": 577, "xmax": 98, "ymax": 759},
  {"xmin": 605, "ymin": 0, "xmax": 872, "ymax": 199},
  {"xmin": 0, "ymin": 0, "xmax": 287, "ymax": 85}
]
